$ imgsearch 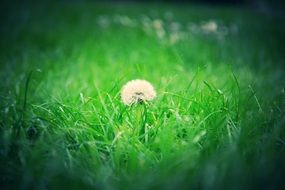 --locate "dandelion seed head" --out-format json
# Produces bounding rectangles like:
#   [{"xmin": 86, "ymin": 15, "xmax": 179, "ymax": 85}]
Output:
[
  {"xmin": 201, "ymin": 20, "xmax": 218, "ymax": 33},
  {"xmin": 153, "ymin": 19, "xmax": 163, "ymax": 30},
  {"xmin": 121, "ymin": 79, "xmax": 156, "ymax": 105}
]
